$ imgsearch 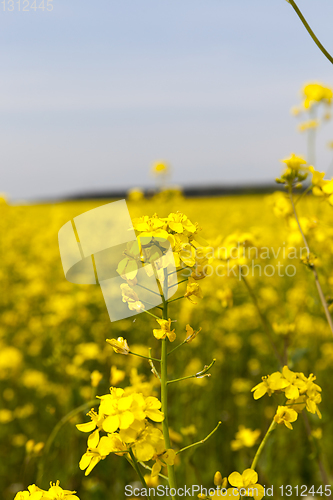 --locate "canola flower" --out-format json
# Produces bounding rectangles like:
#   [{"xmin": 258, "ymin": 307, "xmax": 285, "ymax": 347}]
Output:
[
  {"xmin": 302, "ymin": 83, "xmax": 333, "ymax": 110},
  {"xmin": 151, "ymin": 161, "xmax": 170, "ymax": 176},
  {"xmin": 4, "ymin": 146, "xmax": 333, "ymax": 495},
  {"xmin": 199, "ymin": 469, "xmax": 264, "ymax": 499},
  {"xmin": 14, "ymin": 481, "xmax": 80, "ymax": 500},
  {"xmin": 230, "ymin": 426, "xmax": 261, "ymax": 451},
  {"xmin": 76, "ymin": 387, "xmax": 178, "ymax": 478},
  {"xmin": 276, "ymin": 153, "xmax": 310, "ymax": 187},
  {"xmin": 251, "ymin": 366, "xmax": 322, "ymax": 424}
]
